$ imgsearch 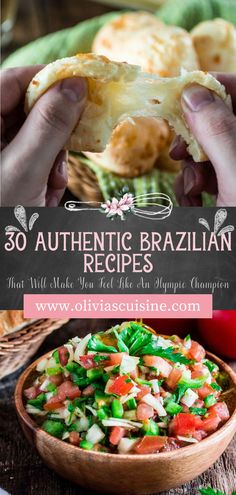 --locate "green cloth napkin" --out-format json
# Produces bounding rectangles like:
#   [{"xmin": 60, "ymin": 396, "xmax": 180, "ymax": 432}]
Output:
[{"xmin": 3, "ymin": 0, "xmax": 230, "ymax": 206}]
